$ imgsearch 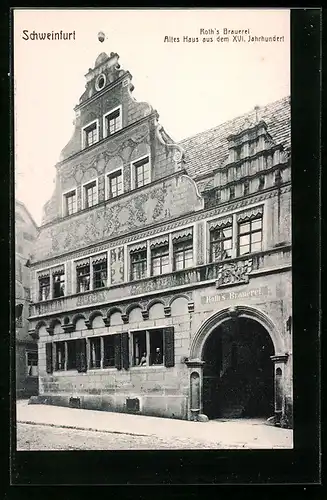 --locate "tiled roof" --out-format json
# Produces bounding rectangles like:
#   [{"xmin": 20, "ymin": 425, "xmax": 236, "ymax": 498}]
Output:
[{"xmin": 179, "ymin": 96, "xmax": 290, "ymax": 180}]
